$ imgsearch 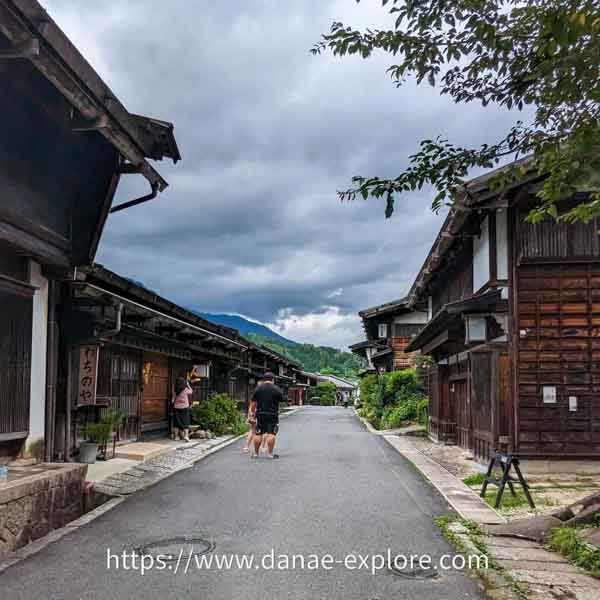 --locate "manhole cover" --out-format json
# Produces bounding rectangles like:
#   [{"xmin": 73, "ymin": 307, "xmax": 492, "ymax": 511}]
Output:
[
  {"xmin": 137, "ymin": 537, "xmax": 215, "ymax": 562},
  {"xmin": 389, "ymin": 564, "xmax": 438, "ymax": 580}
]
